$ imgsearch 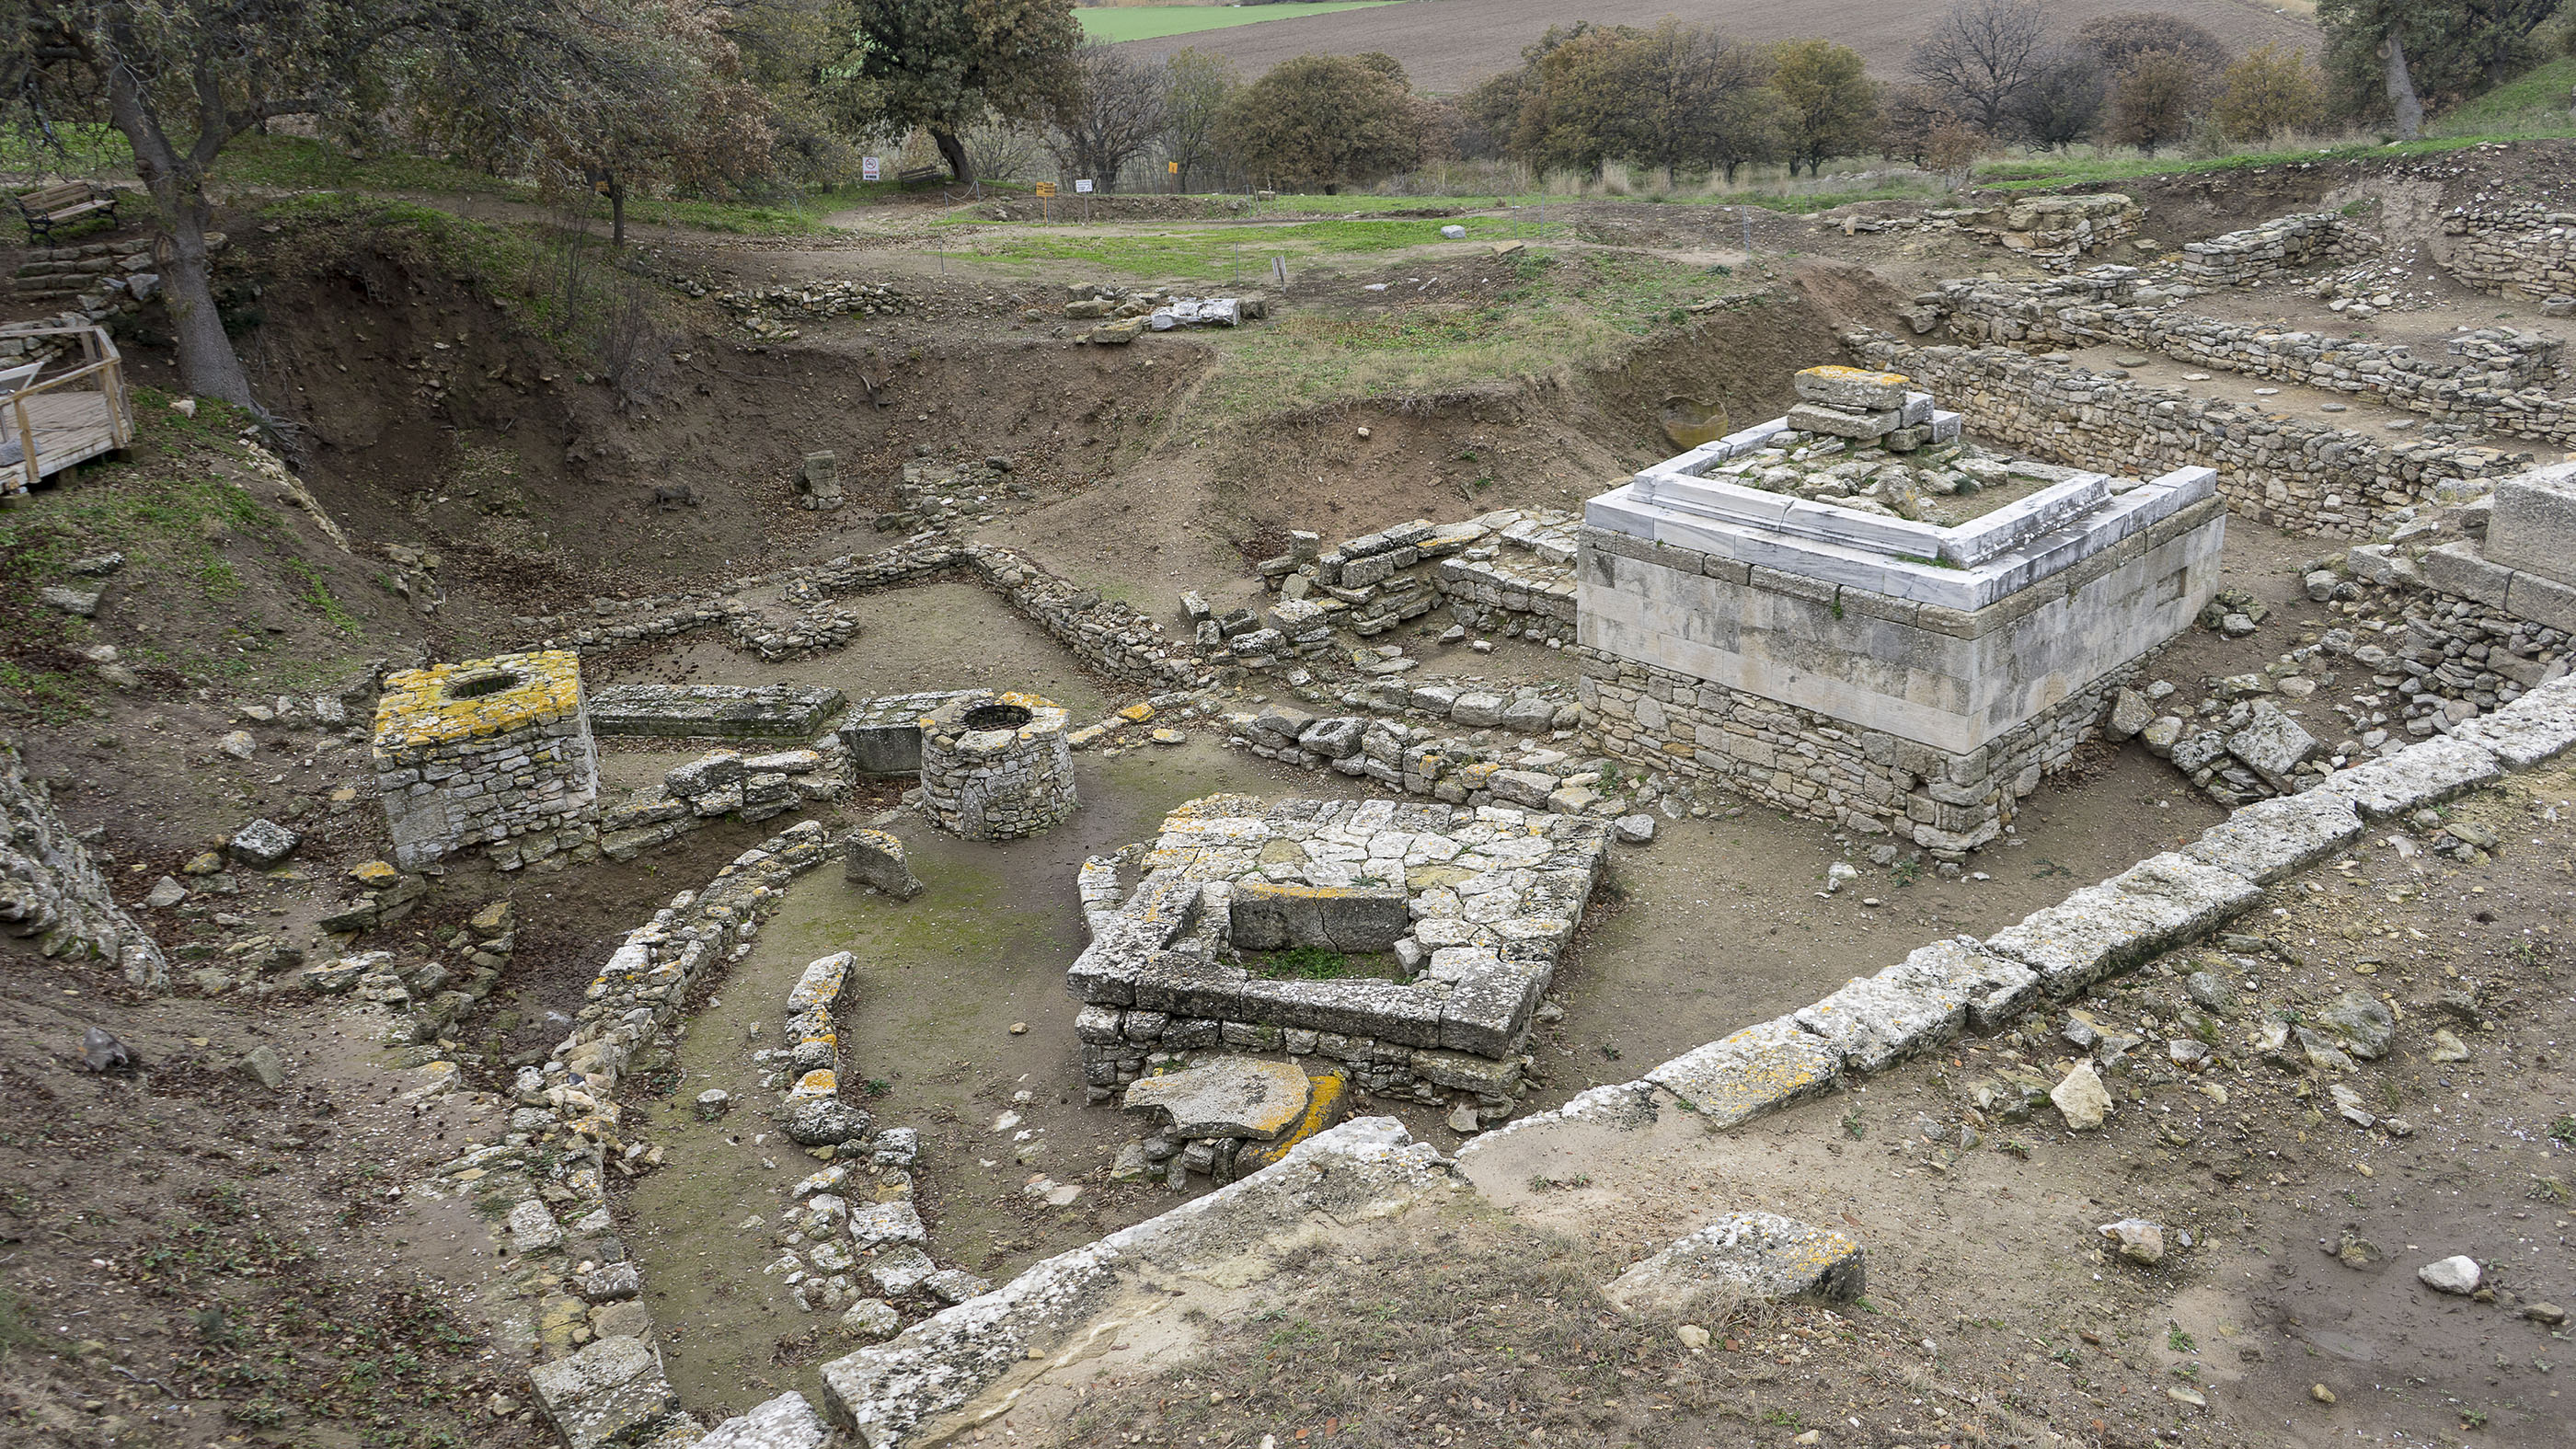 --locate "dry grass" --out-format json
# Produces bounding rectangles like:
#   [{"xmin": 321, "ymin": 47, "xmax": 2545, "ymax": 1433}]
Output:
[{"xmin": 1041, "ymin": 1205, "xmax": 1826, "ymax": 1448}]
